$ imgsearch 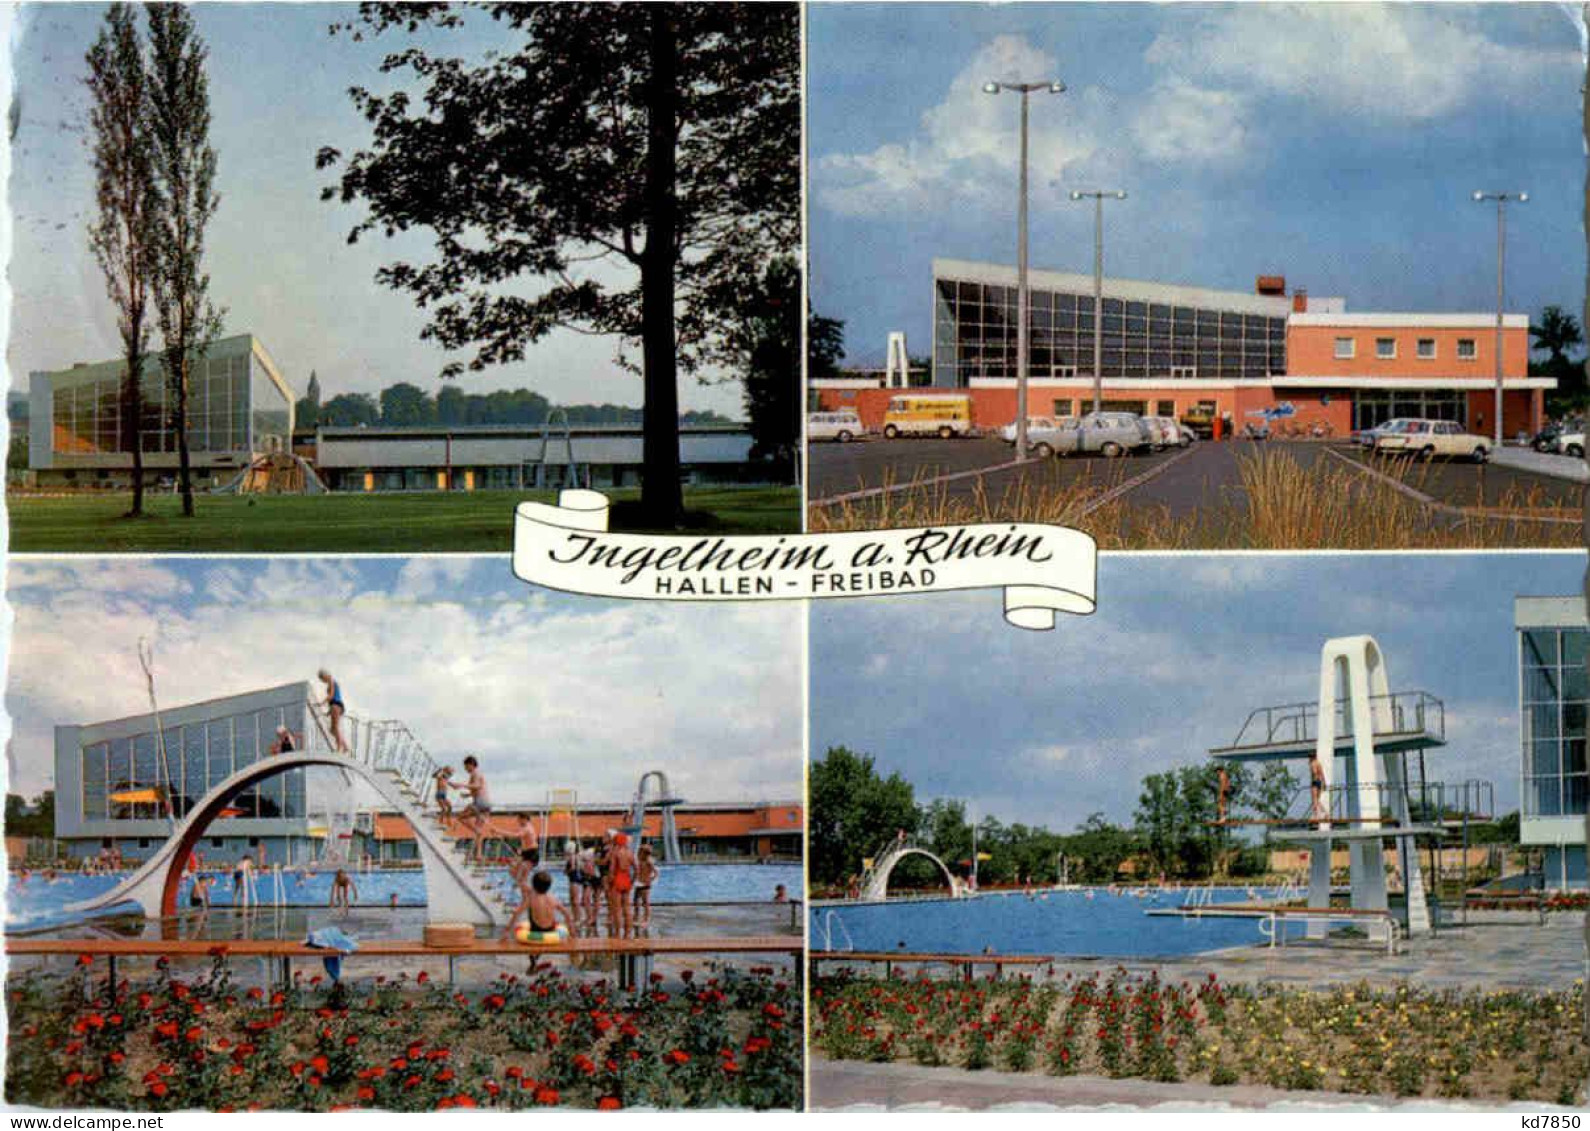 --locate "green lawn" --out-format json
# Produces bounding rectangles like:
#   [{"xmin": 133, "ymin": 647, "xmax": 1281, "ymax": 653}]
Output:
[{"xmin": 7, "ymin": 486, "xmax": 800, "ymax": 553}]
